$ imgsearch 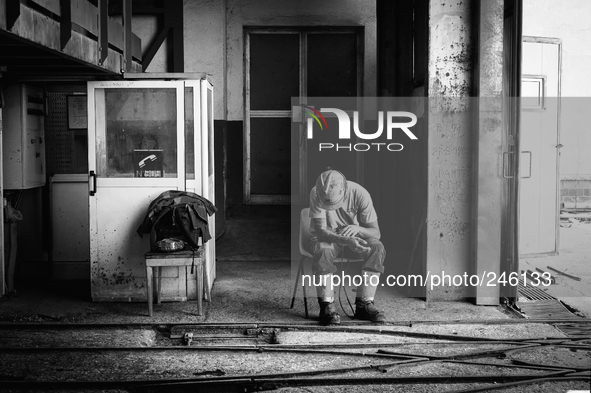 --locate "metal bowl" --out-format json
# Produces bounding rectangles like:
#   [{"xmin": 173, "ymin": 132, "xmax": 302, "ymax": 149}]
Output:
[{"xmin": 156, "ymin": 238, "xmax": 186, "ymax": 252}]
